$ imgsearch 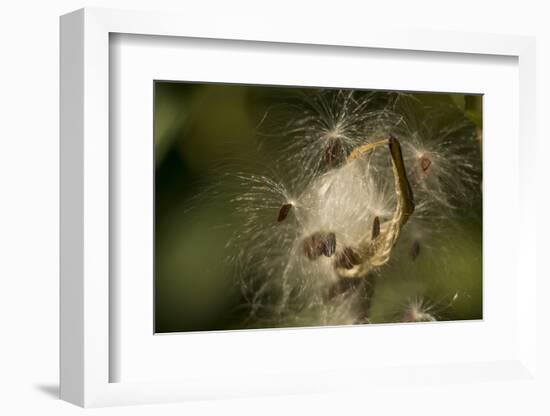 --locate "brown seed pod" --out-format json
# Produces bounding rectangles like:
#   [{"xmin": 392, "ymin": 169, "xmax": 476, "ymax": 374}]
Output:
[
  {"xmin": 335, "ymin": 247, "xmax": 361, "ymax": 269},
  {"xmin": 277, "ymin": 203, "xmax": 293, "ymax": 222},
  {"xmin": 410, "ymin": 240, "xmax": 421, "ymax": 261},
  {"xmin": 371, "ymin": 216, "xmax": 380, "ymax": 239}
]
